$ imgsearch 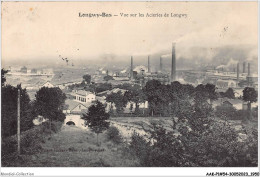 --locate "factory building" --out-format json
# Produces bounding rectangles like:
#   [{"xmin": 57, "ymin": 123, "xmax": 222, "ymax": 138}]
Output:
[
  {"xmin": 20, "ymin": 66, "xmax": 27, "ymax": 73},
  {"xmin": 128, "ymin": 43, "xmax": 176, "ymax": 86},
  {"xmin": 129, "ymin": 55, "xmax": 170, "ymax": 86}
]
